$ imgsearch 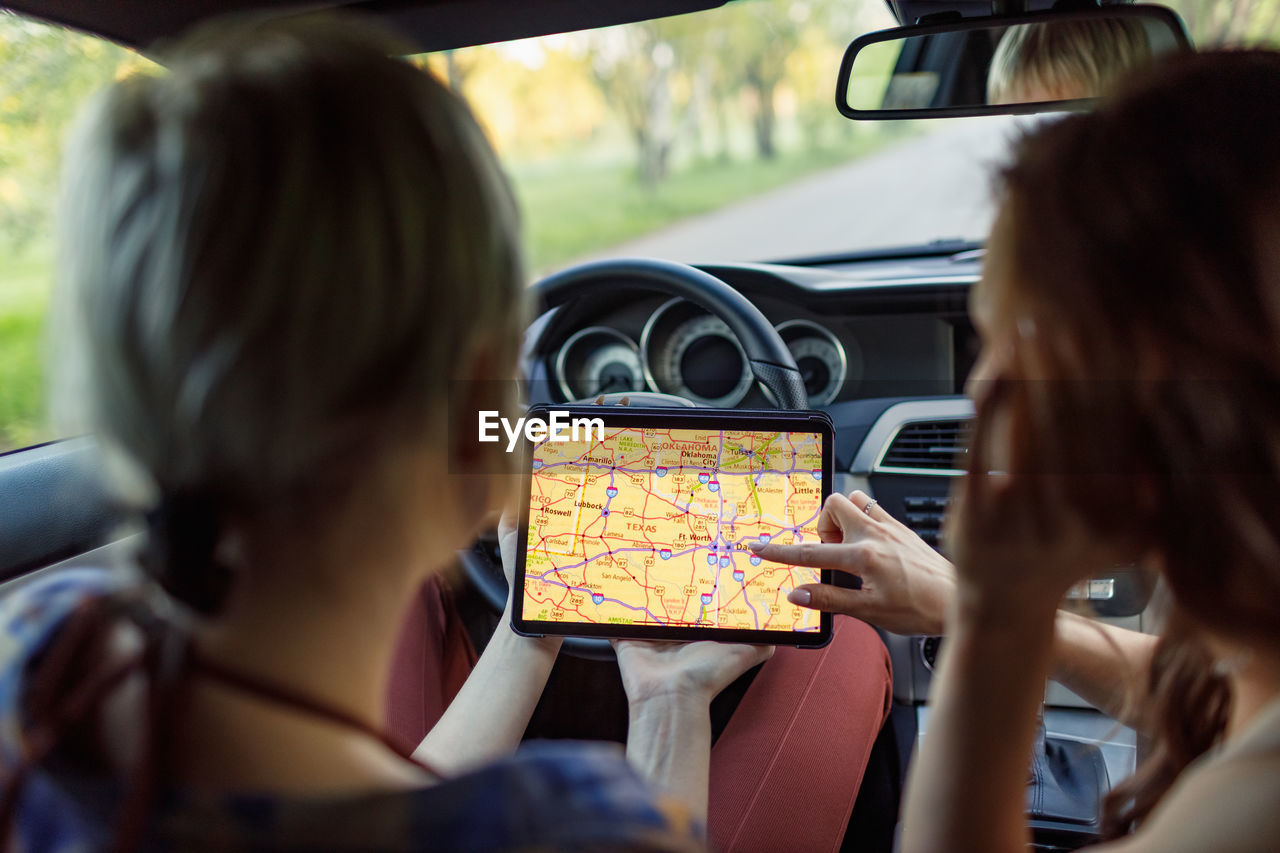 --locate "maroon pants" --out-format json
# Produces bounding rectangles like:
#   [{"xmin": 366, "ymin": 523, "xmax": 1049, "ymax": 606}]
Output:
[{"xmin": 385, "ymin": 577, "xmax": 893, "ymax": 853}]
